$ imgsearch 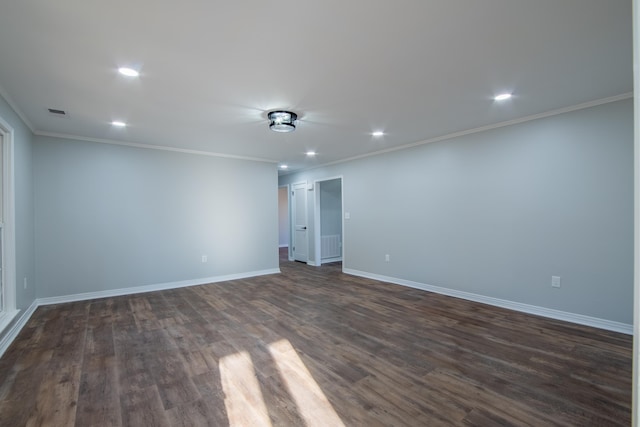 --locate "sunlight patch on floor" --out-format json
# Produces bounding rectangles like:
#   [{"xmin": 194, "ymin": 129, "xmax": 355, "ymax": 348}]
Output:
[
  {"xmin": 219, "ymin": 350, "xmax": 272, "ymax": 427},
  {"xmin": 268, "ymin": 339, "xmax": 345, "ymax": 427}
]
